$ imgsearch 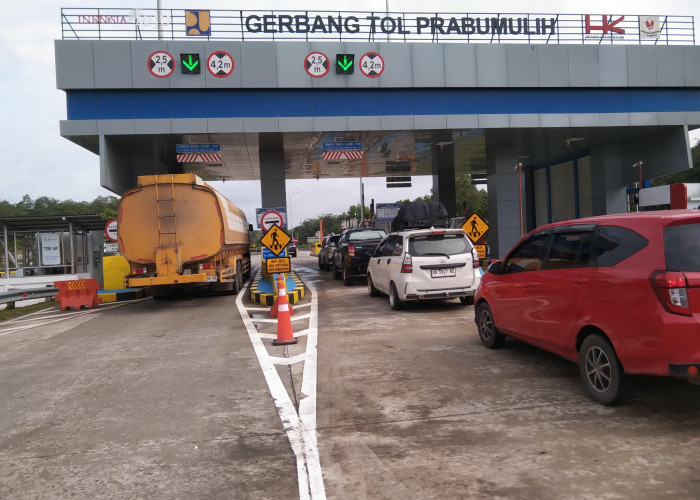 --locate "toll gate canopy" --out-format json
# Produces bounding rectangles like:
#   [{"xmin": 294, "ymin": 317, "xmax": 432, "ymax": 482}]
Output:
[{"xmin": 55, "ymin": 8, "xmax": 700, "ymax": 257}]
